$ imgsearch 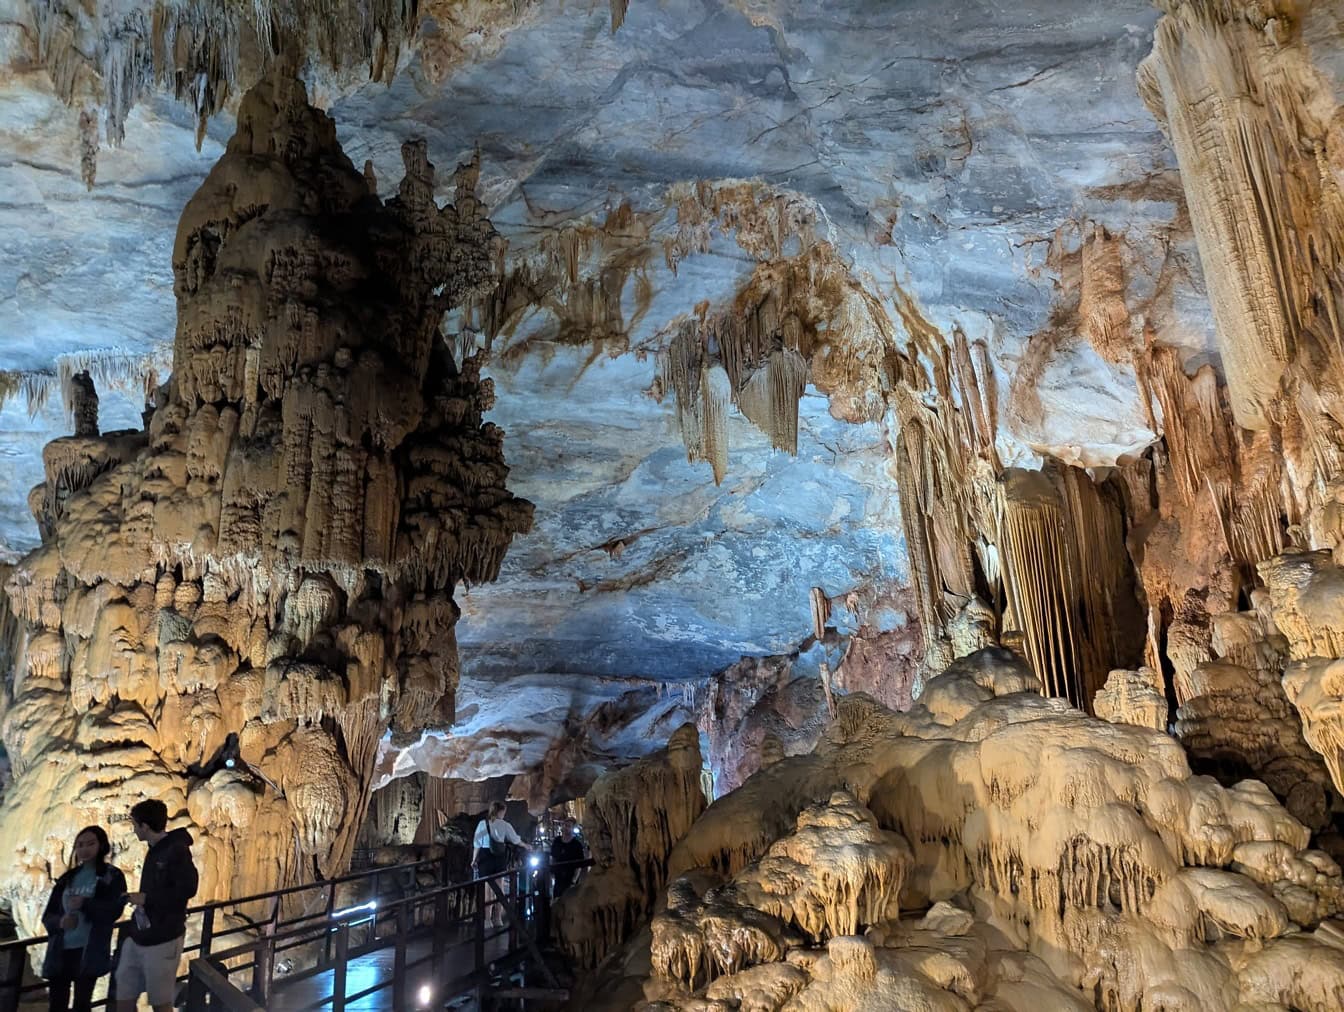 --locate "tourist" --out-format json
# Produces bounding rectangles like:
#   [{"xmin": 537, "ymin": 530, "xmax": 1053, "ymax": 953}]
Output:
[
  {"xmin": 115, "ymin": 800, "xmax": 199, "ymax": 1012},
  {"xmin": 40, "ymin": 826, "xmax": 126, "ymax": 1012},
  {"xmin": 549, "ymin": 818, "xmax": 586, "ymax": 897},
  {"xmin": 471, "ymin": 801, "xmax": 527, "ymax": 928}
]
